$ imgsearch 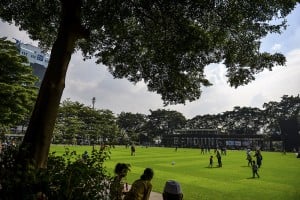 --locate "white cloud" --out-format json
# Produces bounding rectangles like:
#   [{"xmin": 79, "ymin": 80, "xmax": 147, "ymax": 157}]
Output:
[{"xmin": 0, "ymin": 21, "xmax": 38, "ymax": 45}]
